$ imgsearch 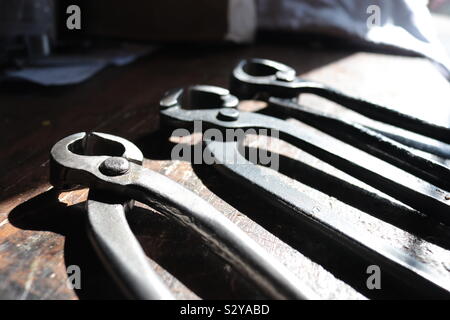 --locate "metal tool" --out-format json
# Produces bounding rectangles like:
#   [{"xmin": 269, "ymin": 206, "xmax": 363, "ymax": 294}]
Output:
[
  {"xmin": 161, "ymin": 85, "xmax": 450, "ymax": 224},
  {"xmin": 230, "ymin": 58, "xmax": 450, "ymax": 155},
  {"xmin": 265, "ymin": 97, "xmax": 450, "ymax": 191},
  {"xmin": 50, "ymin": 131, "xmax": 315, "ymax": 300},
  {"xmin": 160, "ymin": 85, "xmax": 450, "ymax": 298}
]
